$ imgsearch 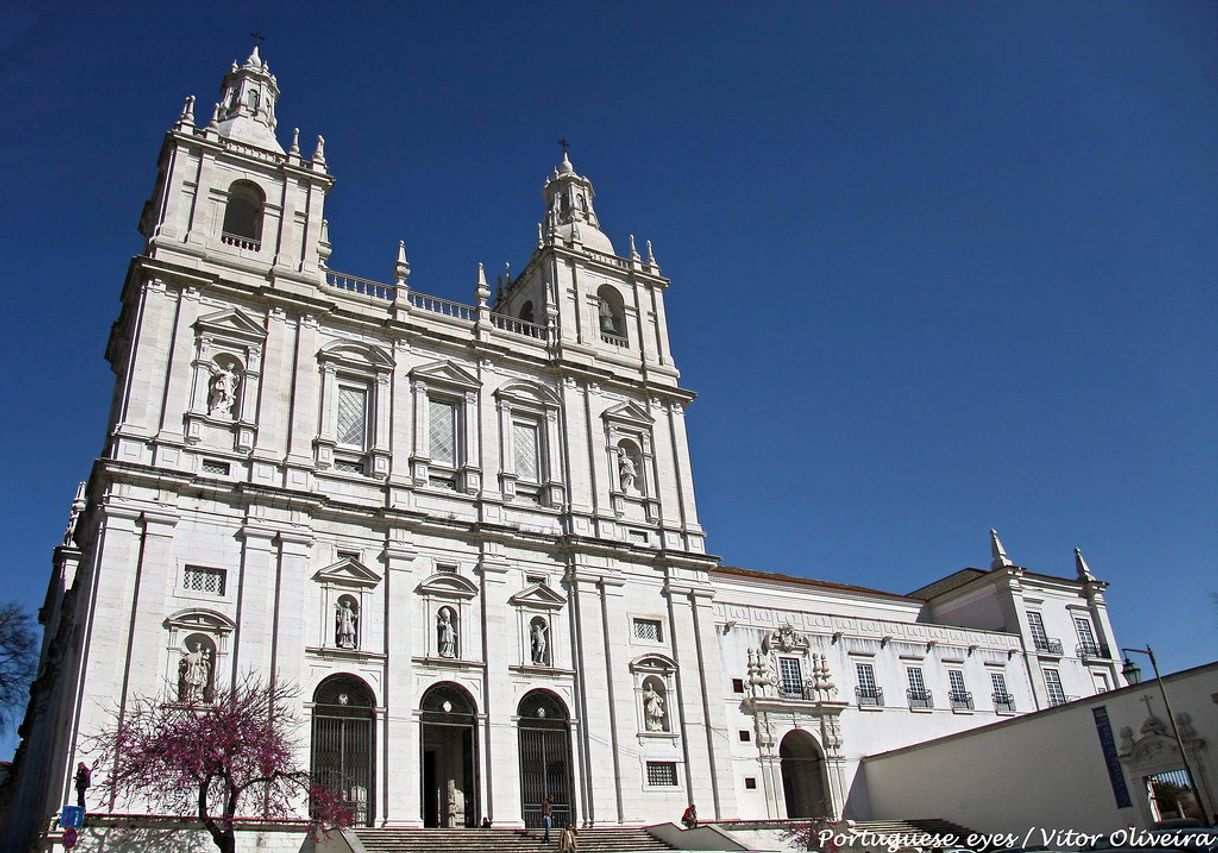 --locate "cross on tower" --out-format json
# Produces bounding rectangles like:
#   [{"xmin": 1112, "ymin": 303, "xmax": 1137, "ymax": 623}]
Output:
[
  {"xmin": 250, "ymin": 31, "xmax": 267, "ymax": 47},
  {"xmin": 557, "ymin": 137, "xmax": 571, "ymax": 155}
]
